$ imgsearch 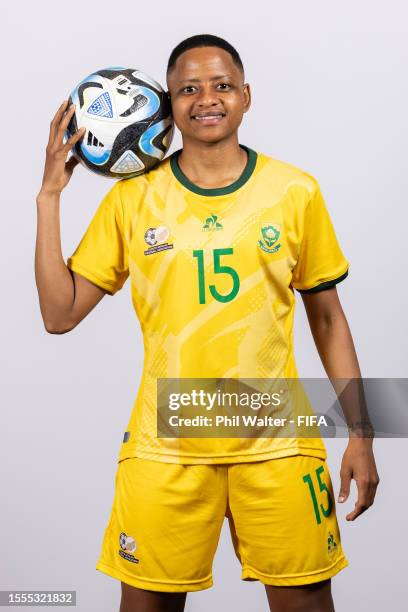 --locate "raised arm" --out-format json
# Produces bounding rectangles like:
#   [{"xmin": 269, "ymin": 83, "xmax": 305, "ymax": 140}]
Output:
[{"xmin": 35, "ymin": 101, "xmax": 106, "ymax": 334}]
